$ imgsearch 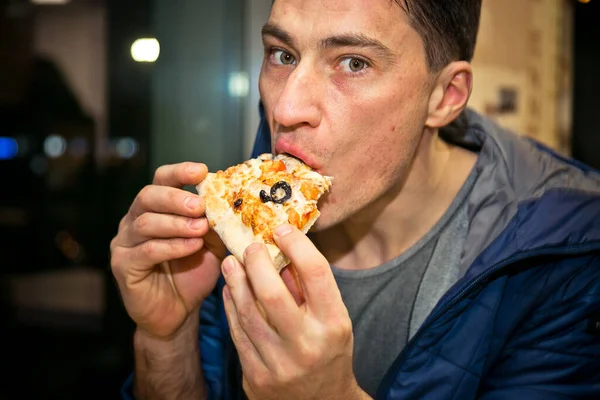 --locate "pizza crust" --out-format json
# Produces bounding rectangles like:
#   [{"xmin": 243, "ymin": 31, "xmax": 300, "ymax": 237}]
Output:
[{"xmin": 197, "ymin": 154, "xmax": 331, "ymax": 272}]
